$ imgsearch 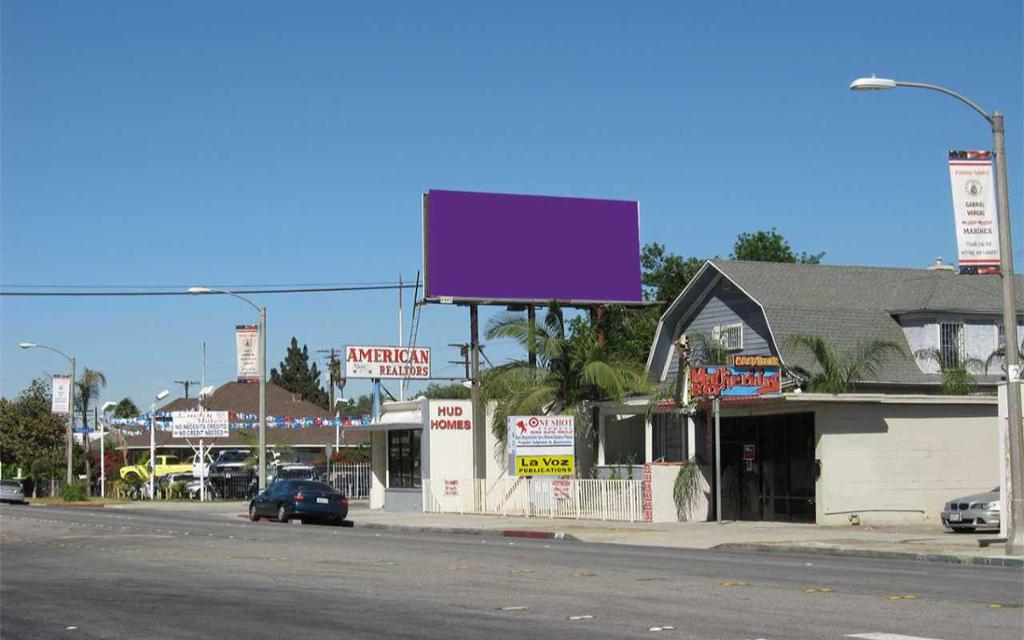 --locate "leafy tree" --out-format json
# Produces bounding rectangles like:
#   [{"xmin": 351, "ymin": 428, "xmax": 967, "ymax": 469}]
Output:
[
  {"xmin": 641, "ymin": 242, "xmax": 706, "ymax": 303},
  {"xmin": 787, "ymin": 335, "xmax": 904, "ymax": 393},
  {"xmin": 421, "ymin": 382, "xmax": 471, "ymax": 400},
  {"xmin": 0, "ymin": 379, "xmax": 66, "ymax": 494},
  {"xmin": 112, "ymin": 398, "xmax": 140, "ymax": 418},
  {"xmin": 338, "ymin": 394, "xmax": 374, "ymax": 416},
  {"xmin": 271, "ymin": 337, "xmax": 329, "ymax": 409},
  {"xmin": 483, "ymin": 303, "xmax": 650, "ymax": 457},
  {"xmin": 915, "ymin": 348, "xmax": 984, "ymax": 395},
  {"xmin": 731, "ymin": 228, "xmax": 824, "ymax": 264}
]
